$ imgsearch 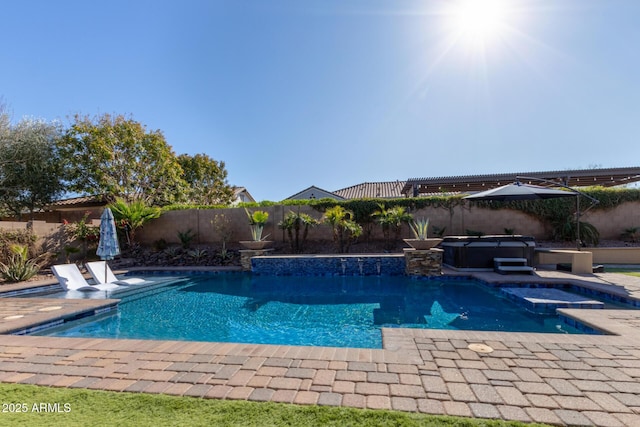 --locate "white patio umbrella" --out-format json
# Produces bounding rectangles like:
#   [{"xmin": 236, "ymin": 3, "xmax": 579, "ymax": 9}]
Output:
[{"xmin": 96, "ymin": 208, "xmax": 121, "ymax": 283}]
